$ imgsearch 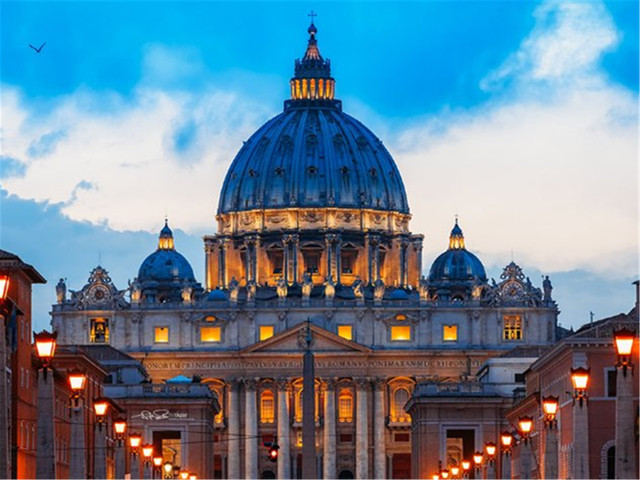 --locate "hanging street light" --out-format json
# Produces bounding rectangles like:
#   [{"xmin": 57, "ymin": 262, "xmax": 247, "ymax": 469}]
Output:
[
  {"xmin": 68, "ymin": 371, "xmax": 86, "ymax": 408},
  {"xmin": 34, "ymin": 330, "xmax": 57, "ymax": 375},
  {"xmin": 614, "ymin": 328, "xmax": 635, "ymax": 376},
  {"xmin": 518, "ymin": 416, "xmax": 533, "ymax": 445},
  {"xmin": 570, "ymin": 367, "xmax": 590, "ymax": 407}
]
